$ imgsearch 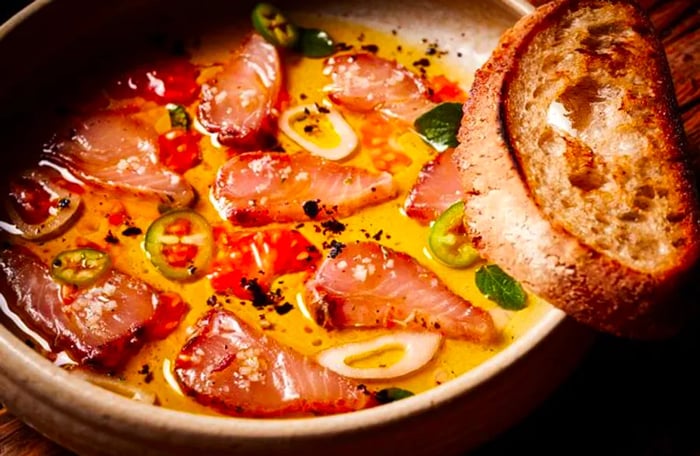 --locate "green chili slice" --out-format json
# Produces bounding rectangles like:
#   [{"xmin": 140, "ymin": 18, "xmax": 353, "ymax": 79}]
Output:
[
  {"xmin": 251, "ymin": 3, "xmax": 300, "ymax": 49},
  {"xmin": 428, "ymin": 201, "xmax": 480, "ymax": 268},
  {"xmin": 298, "ymin": 28, "xmax": 335, "ymax": 58},
  {"xmin": 144, "ymin": 209, "xmax": 213, "ymax": 281},
  {"xmin": 50, "ymin": 248, "xmax": 111, "ymax": 286}
]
